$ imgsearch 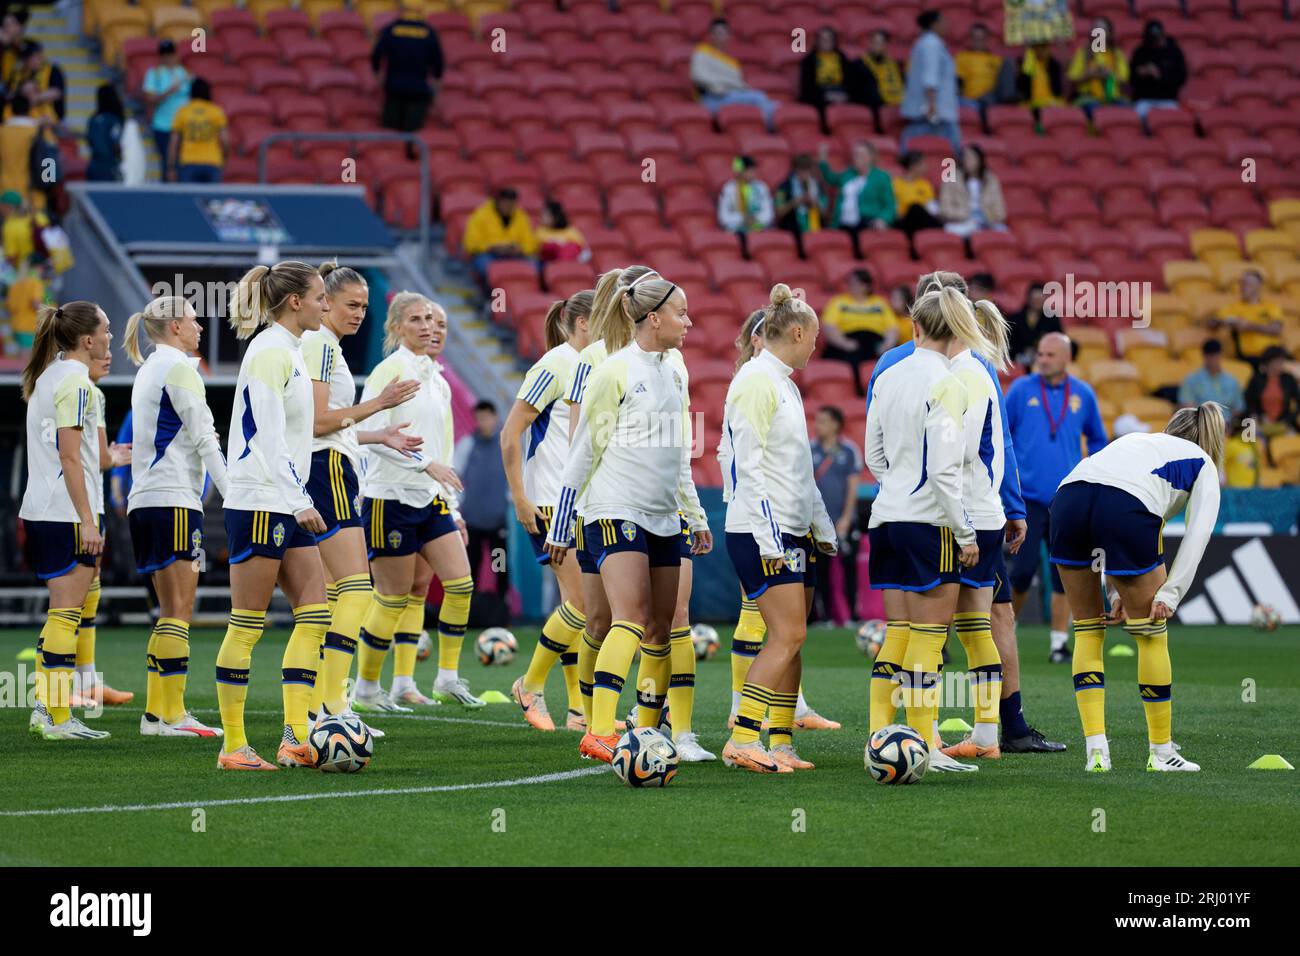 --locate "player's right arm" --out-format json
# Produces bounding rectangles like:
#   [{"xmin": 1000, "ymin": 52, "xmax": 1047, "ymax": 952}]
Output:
[
  {"xmin": 54, "ymin": 373, "xmax": 100, "ymax": 553},
  {"xmin": 1153, "ymin": 458, "xmax": 1221, "ymax": 616},
  {"xmin": 926, "ymin": 374, "xmax": 977, "ymax": 552},
  {"xmin": 164, "ymin": 361, "xmax": 228, "ymax": 499},
  {"xmin": 729, "ymin": 372, "xmax": 783, "ymax": 561},
  {"xmin": 245, "ymin": 348, "xmax": 313, "ymax": 517},
  {"xmin": 503, "ymin": 359, "xmax": 563, "ymax": 534},
  {"xmin": 548, "ymin": 360, "xmax": 624, "ymax": 553}
]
